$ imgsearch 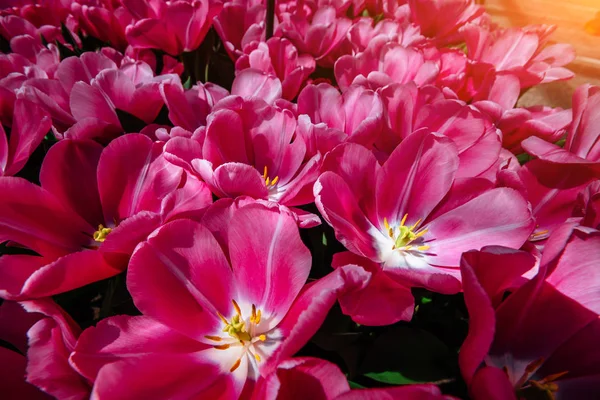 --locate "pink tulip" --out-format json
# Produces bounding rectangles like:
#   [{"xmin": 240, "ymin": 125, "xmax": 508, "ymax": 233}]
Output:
[
  {"xmin": 1, "ymin": 34, "xmax": 60, "ymax": 80},
  {"xmin": 251, "ymin": 357, "xmax": 454, "ymax": 399},
  {"xmin": 377, "ymin": 83, "xmax": 502, "ymax": 181},
  {"xmin": 575, "ymin": 180, "xmax": 600, "ymax": 229},
  {"xmin": 277, "ymin": 5, "xmax": 352, "ymax": 67},
  {"xmin": 459, "ymin": 222, "xmax": 600, "ymax": 399},
  {"xmin": 522, "ymin": 84, "xmax": 600, "ymax": 176},
  {"xmin": 69, "ymin": 206, "xmax": 370, "ymax": 399},
  {"xmin": 167, "ymin": 97, "xmax": 322, "ymax": 221},
  {"xmin": 236, "ymin": 37, "xmax": 315, "ymax": 101},
  {"xmin": 462, "ymin": 24, "xmax": 575, "ymax": 90},
  {"xmin": 334, "ymin": 38, "xmax": 439, "ymax": 91},
  {"xmin": 498, "ymin": 159, "xmax": 597, "ymax": 242},
  {"xmin": 0, "ymin": 300, "xmax": 50, "ymax": 399},
  {"xmin": 213, "ymin": 0, "xmax": 268, "ymax": 60},
  {"xmin": 315, "ymin": 133, "xmax": 535, "ymax": 323},
  {"xmin": 347, "ymin": 18, "xmax": 426, "ymax": 53},
  {"xmin": 19, "ymin": 51, "xmax": 179, "ymax": 141},
  {"xmin": 122, "ymin": 0, "xmax": 223, "ymax": 56},
  {"xmin": 408, "ymin": 0, "xmax": 486, "ymax": 45},
  {"xmin": 0, "ymin": 98, "xmax": 51, "ymax": 176},
  {"xmin": 22, "ymin": 299, "xmax": 91, "ymax": 399},
  {"xmin": 0, "ymin": 134, "xmax": 211, "ymax": 299},
  {"xmin": 297, "ymin": 83, "xmax": 384, "ymax": 150},
  {"xmin": 70, "ymin": 0, "xmax": 131, "ymax": 51}
]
